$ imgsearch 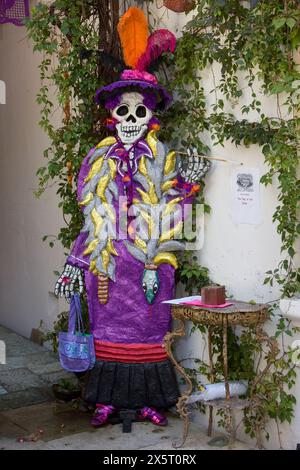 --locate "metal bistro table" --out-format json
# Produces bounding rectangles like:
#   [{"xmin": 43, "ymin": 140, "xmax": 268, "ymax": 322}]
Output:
[{"xmin": 163, "ymin": 300, "xmax": 269, "ymax": 448}]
